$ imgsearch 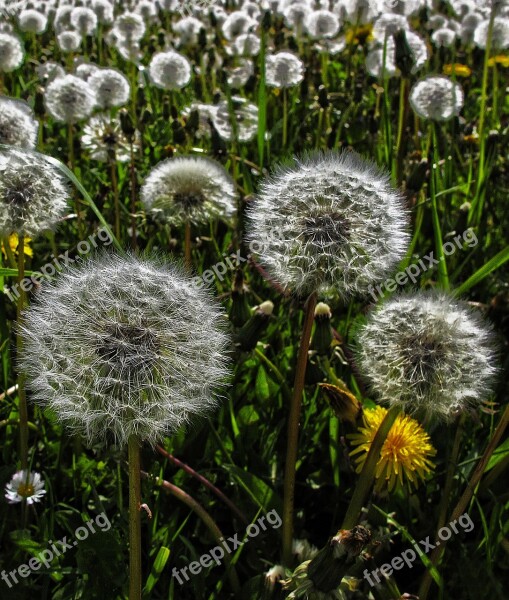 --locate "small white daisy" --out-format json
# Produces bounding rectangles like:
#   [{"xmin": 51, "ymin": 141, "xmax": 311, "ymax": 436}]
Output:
[{"xmin": 5, "ymin": 470, "xmax": 46, "ymax": 505}]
